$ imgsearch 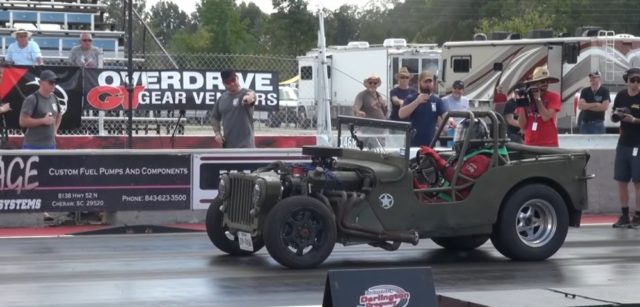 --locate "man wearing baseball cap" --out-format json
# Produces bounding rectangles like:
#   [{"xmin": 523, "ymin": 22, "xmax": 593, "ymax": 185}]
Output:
[
  {"xmin": 399, "ymin": 70, "xmax": 447, "ymax": 147},
  {"xmin": 610, "ymin": 67, "xmax": 640, "ymax": 228},
  {"xmin": 578, "ymin": 70, "xmax": 610, "ymax": 134},
  {"xmin": 19, "ymin": 70, "xmax": 61, "ymax": 149},
  {"xmin": 211, "ymin": 69, "xmax": 257, "ymax": 148},
  {"xmin": 517, "ymin": 66, "xmax": 561, "ymax": 147},
  {"xmin": 441, "ymin": 80, "xmax": 470, "ymax": 146}
]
